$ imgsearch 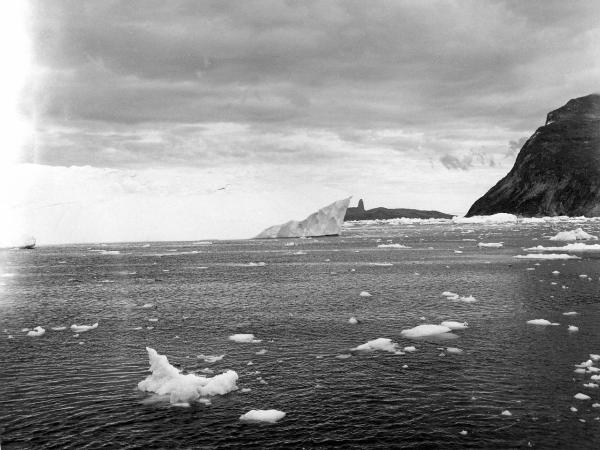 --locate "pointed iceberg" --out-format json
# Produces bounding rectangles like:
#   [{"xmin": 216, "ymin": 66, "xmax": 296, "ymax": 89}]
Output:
[{"xmin": 255, "ymin": 197, "xmax": 351, "ymax": 239}]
